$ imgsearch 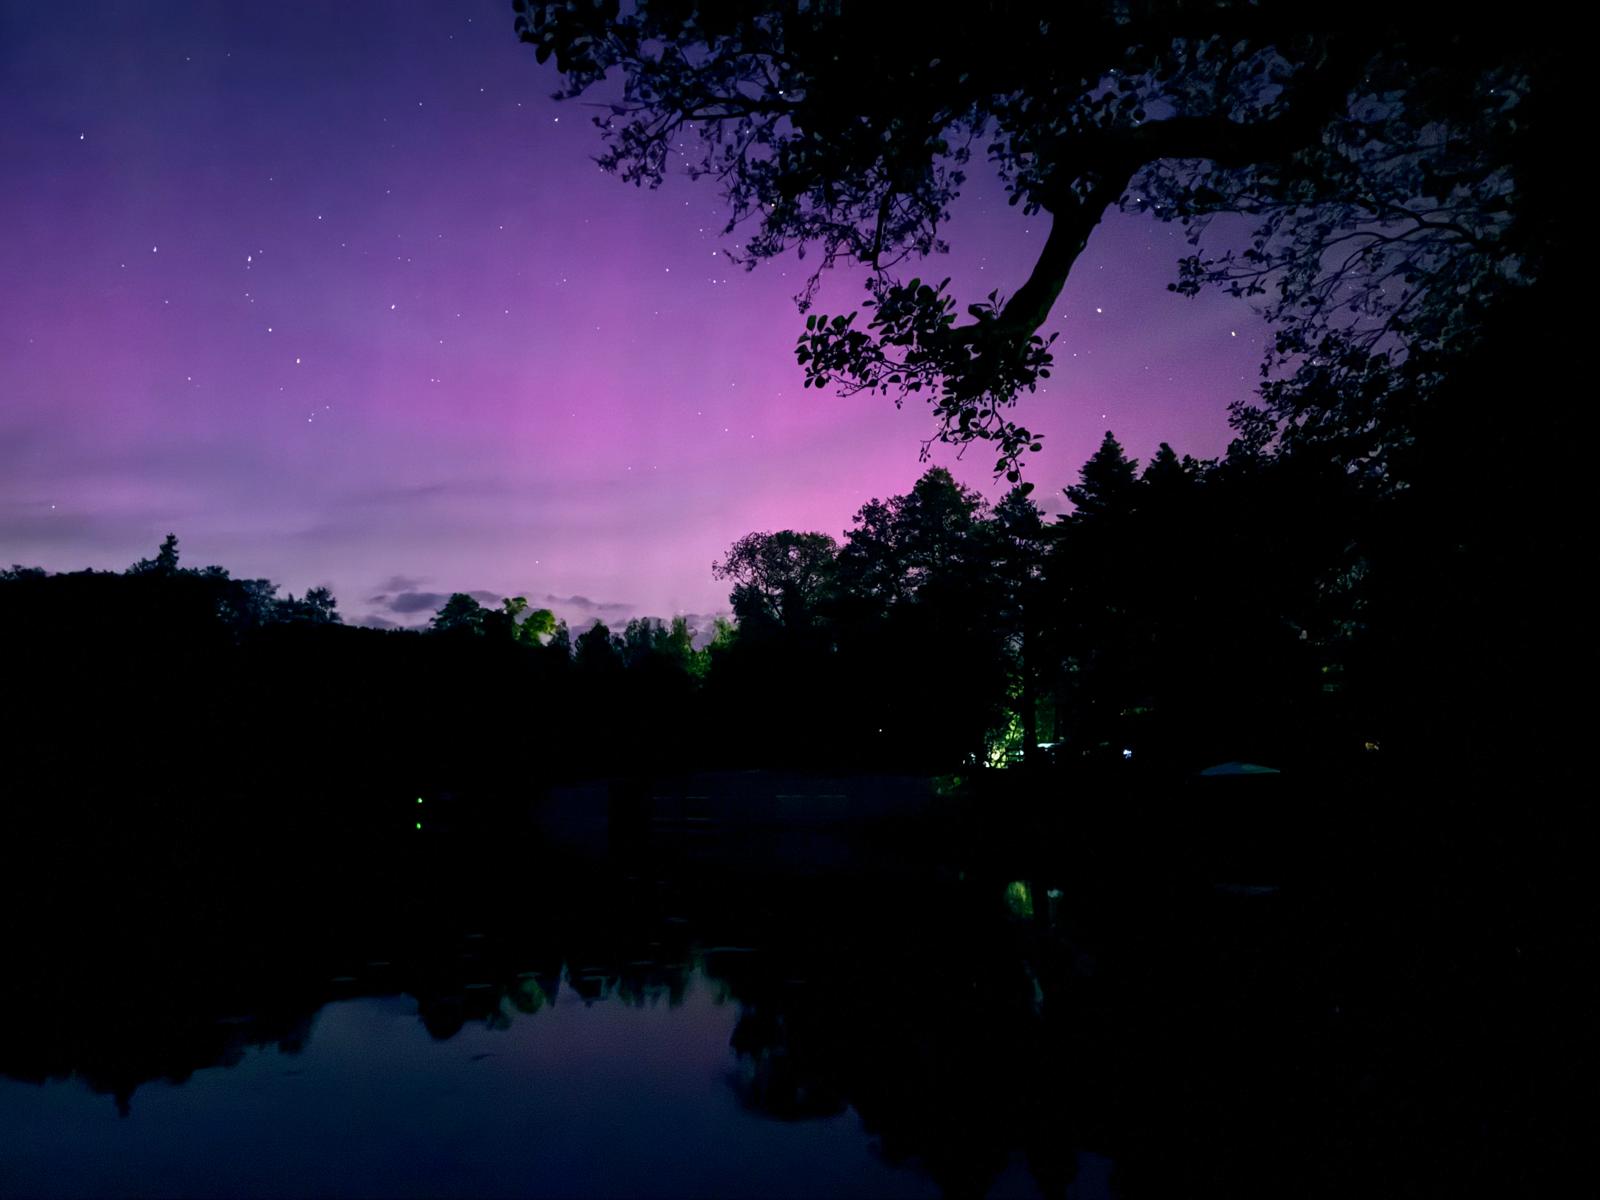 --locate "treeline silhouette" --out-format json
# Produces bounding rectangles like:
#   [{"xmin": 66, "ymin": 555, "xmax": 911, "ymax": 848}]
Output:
[{"xmin": 4, "ymin": 294, "xmax": 1583, "ymax": 844}]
